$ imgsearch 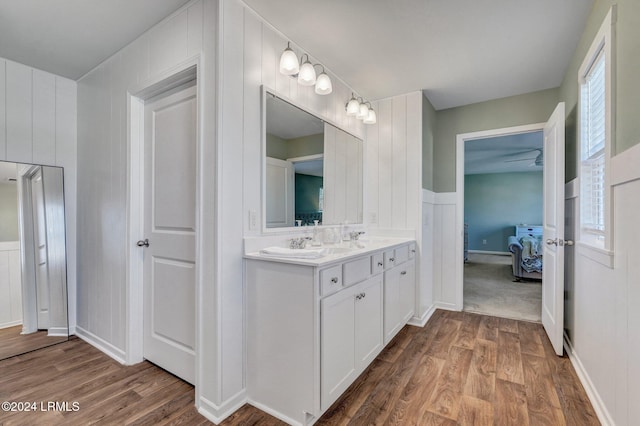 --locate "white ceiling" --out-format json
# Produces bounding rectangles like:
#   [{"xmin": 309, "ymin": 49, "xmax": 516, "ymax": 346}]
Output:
[
  {"xmin": 0, "ymin": 0, "xmax": 191, "ymax": 80},
  {"xmin": 465, "ymin": 132, "xmax": 543, "ymax": 175},
  {"xmin": 243, "ymin": 0, "xmax": 593, "ymax": 109},
  {"xmin": 0, "ymin": 0, "xmax": 593, "ymax": 109}
]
